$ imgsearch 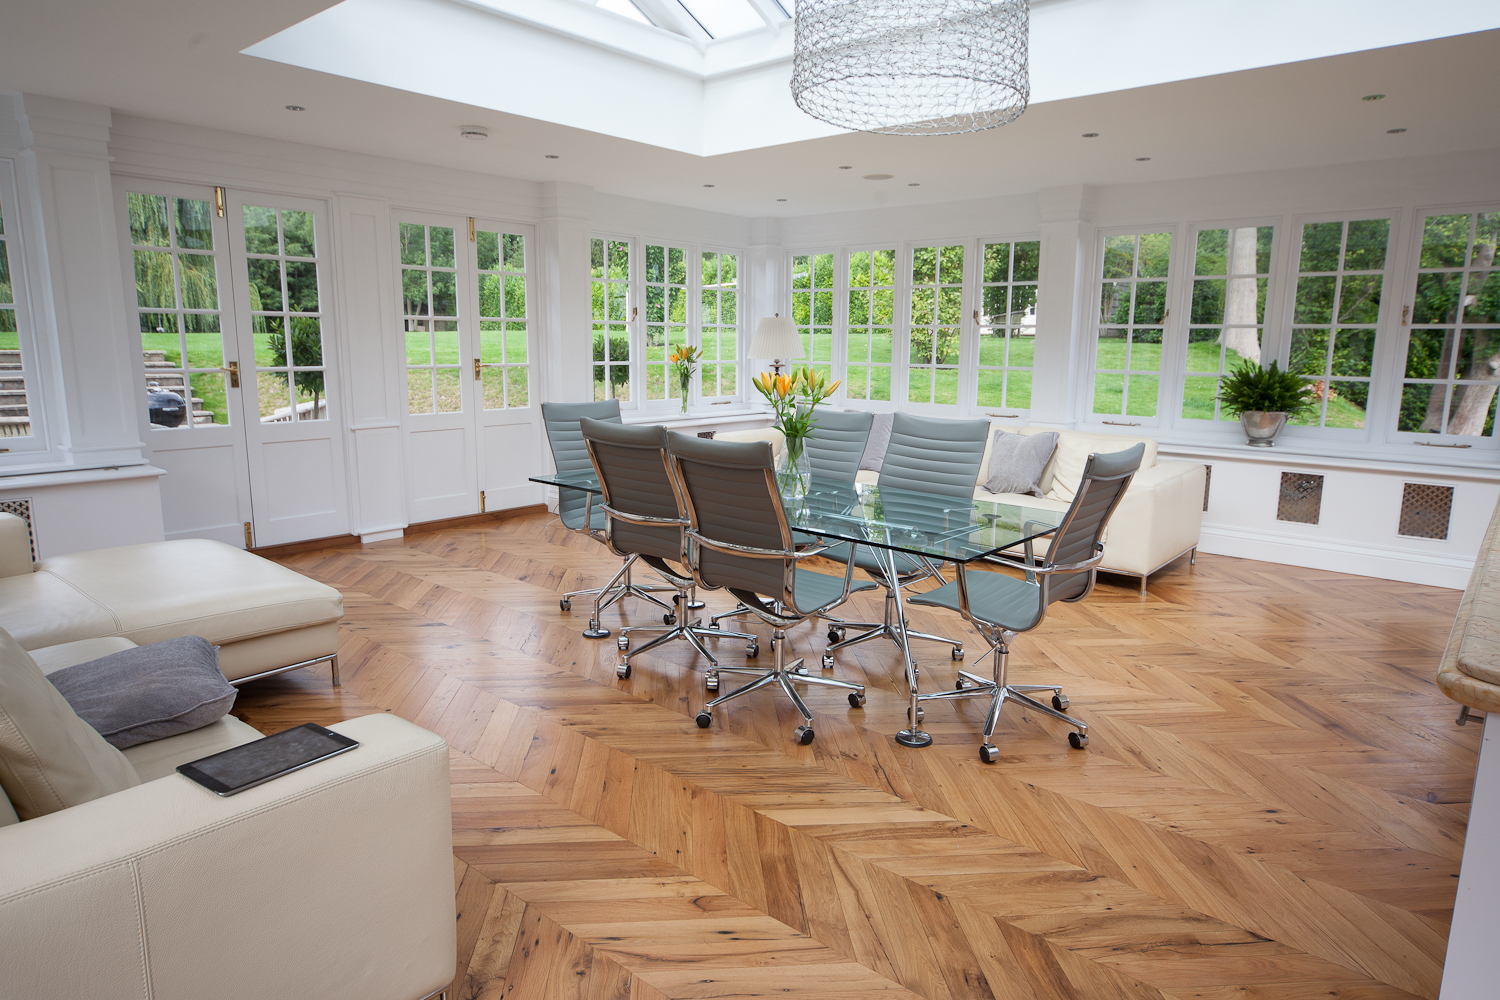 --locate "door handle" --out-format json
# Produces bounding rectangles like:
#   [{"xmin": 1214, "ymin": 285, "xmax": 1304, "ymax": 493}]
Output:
[{"xmin": 219, "ymin": 361, "xmax": 239, "ymax": 388}]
